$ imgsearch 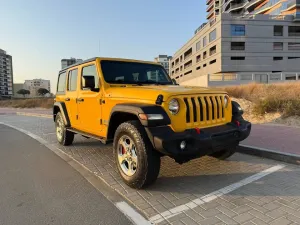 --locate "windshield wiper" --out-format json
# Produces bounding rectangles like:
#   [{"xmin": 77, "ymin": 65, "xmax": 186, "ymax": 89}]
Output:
[{"xmin": 136, "ymin": 81, "xmax": 171, "ymax": 85}]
